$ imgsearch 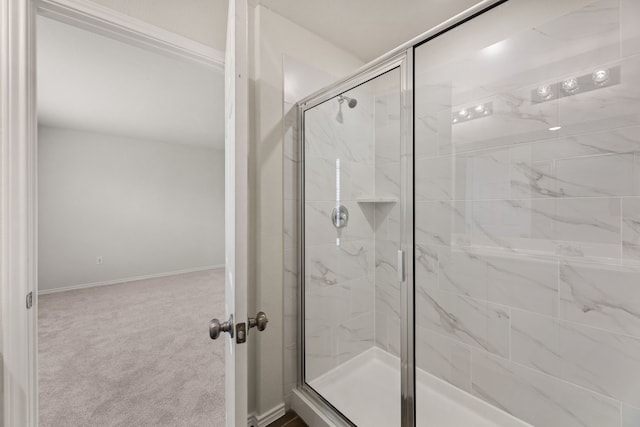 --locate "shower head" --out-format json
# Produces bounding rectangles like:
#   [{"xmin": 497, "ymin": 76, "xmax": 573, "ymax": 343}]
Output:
[
  {"xmin": 336, "ymin": 94, "xmax": 356, "ymax": 123},
  {"xmin": 338, "ymin": 94, "xmax": 358, "ymax": 108}
]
